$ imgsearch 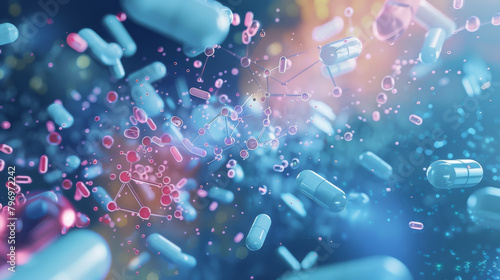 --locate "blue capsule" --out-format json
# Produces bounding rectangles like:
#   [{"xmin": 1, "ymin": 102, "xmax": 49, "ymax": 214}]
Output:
[
  {"xmin": 82, "ymin": 163, "xmax": 102, "ymax": 179},
  {"xmin": 92, "ymin": 186, "xmax": 113, "ymax": 211},
  {"xmin": 319, "ymin": 37, "xmax": 362, "ymax": 66},
  {"xmin": 277, "ymin": 246, "xmax": 301, "ymax": 271},
  {"xmin": 426, "ymin": 159, "xmax": 483, "ymax": 189},
  {"xmin": 178, "ymin": 191, "xmax": 197, "ymax": 222},
  {"xmin": 419, "ymin": 28, "xmax": 446, "ymax": 64},
  {"xmin": 279, "ymin": 256, "xmax": 412, "ymax": 280},
  {"xmin": 296, "ymin": 170, "xmax": 347, "ymax": 213},
  {"xmin": 467, "ymin": 187, "xmax": 500, "ymax": 230},
  {"xmin": 300, "ymin": 251, "xmax": 318, "ymax": 270},
  {"xmin": 47, "ymin": 102, "xmax": 74, "ymax": 128},
  {"xmin": 415, "ymin": 0, "xmax": 456, "ymax": 38},
  {"xmin": 121, "ymin": 0, "xmax": 232, "ymax": 57},
  {"xmin": 358, "ymin": 151, "xmax": 393, "ymax": 179},
  {"xmin": 208, "ymin": 187, "xmax": 234, "ymax": 204},
  {"xmin": 66, "ymin": 155, "xmax": 81, "ymax": 171},
  {"xmin": 181, "ymin": 178, "xmax": 198, "ymax": 191},
  {"xmin": 102, "ymin": 14, "xmax": 137, "ymax": 57},
  {"xmin": 128, "ymin": 62, "xmax": 167, "ymax": 86},
  {"xmin": 0, "ymin": 23, "xmax": 18, "ymax": 46},
  {"xmin": 245, "ymin": 214, "xmax": 271, "ymax": 251},
  {"xmin": 462, "ymin": 57, "xmax": 492, "ymax": 97},
  {"xmin": 131, "ymin": 83, "xmax": 165, "ymax": 117},
  {"xmin": 280, "ymin": 192, "xmax": 307, "ymax": 218},
  {"xmin": 146, "ymin": 233, "xmax": 197, "ymax": 268},
  {"xmin": 127, "ymin": 252, "xmax": 151, "ymax": 271},
  {"xmin": 7, "ymin": 230, "xmax": 111, "ymax": 280},
  {"xmin": 25, "ymin": 191, "xmax": 59, "ymax": 219}
]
